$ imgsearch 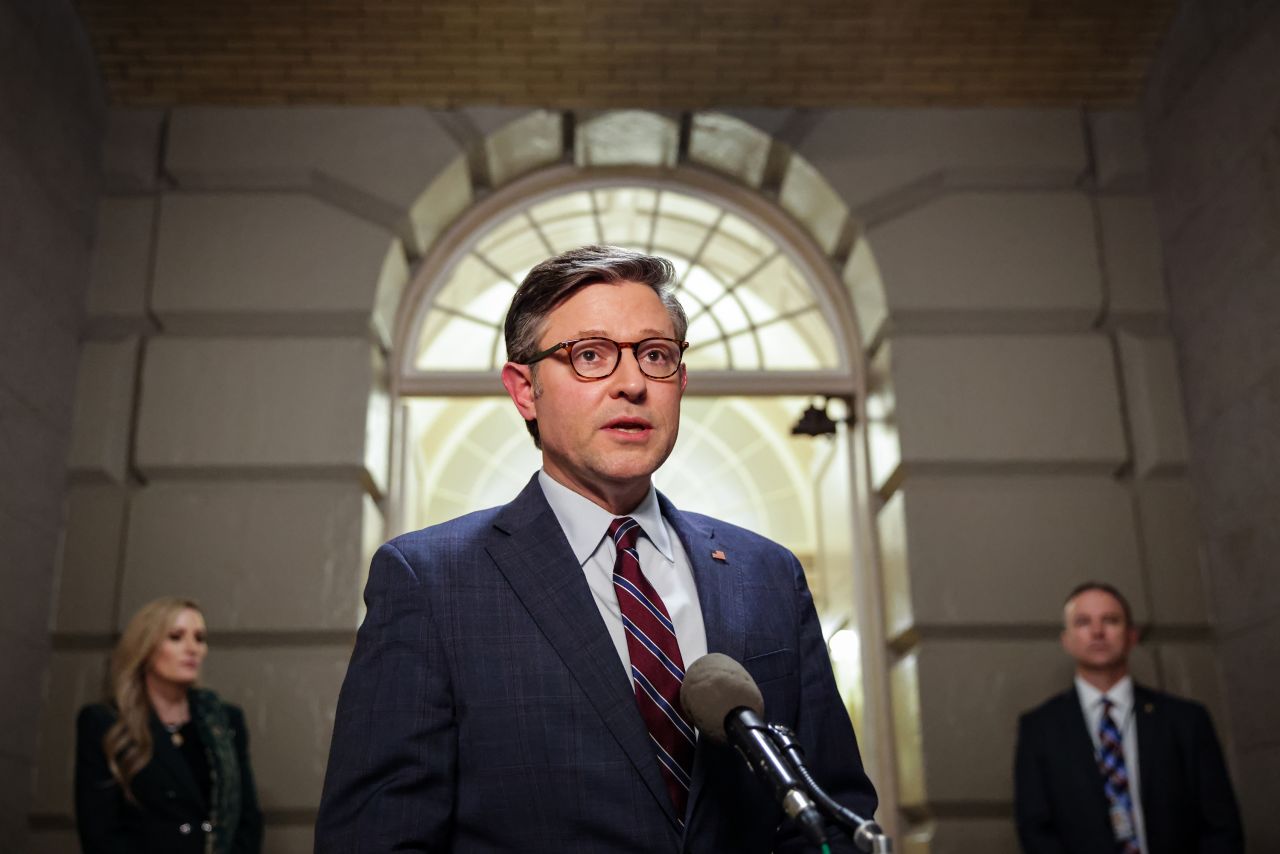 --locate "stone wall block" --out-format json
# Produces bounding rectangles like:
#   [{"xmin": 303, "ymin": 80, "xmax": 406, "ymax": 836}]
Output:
[
  {"xmin": 1146, "ymin": 8, "xmax": 1280, "ymax": 228},
  {"xmin": 1169, "ymin": 225, "xmax": 1280, "ymax": 435},
  {"xmin": 101, "ymin": 108, "xmax": 165, "ymax": 192},
  {"xmin": 1217, "ymin": 618, "xmax": 1280, "ymax": 753},
  {"xmin": 885, "ymin": 476, "xmax": 1145, "ymax": 634},
  {"xmin": 889, "ymin": 334, "xmax": 1127, "ymax": 470},
  {"xmin": 896, "ymin": 639, "xmax": 1157, "ymax": 806},
  {"xmin": 1117, "ymin": 332, "xmax": 1190, "ymax": 476},
  {"xmin": 263, "ymin": 827, "xmax": 315, "ymax": 854},
  {"xmin": 843, "ymin": 236, "xmax": 889, "ymax": 349},
  {"xmin": 868, "ymin": 192, "xmax": 1102, "ymax": 330},
  {"xmin": 120, "ymin": 481, "xmax": 376, "ymax": 632},
  {"xmin": 371, "ymin": 242, "xmax": 410, "ymax": 352},
  {"xmin": 1190, "ymin": 381, "xmax": 1280, "ymax": 544},
  {"xmin": 0, "ymin": 508, "xmax": 60, "ymax": 639},
  {"xmin": 52, "ymin": 484, "xmax": 128, "ymax": 635},
  {"xmin": 1155, "ymin": 641, "xmax": 1227, "ymax": 736},
  {"xmin": 152, "ymin": 193, "xmax": 397, "ymax": 336},
  {"xmin": 468, "ymin": 108, "xmax": 562, "ymax": 188},
  {"xmin": 66, "ymin": 338, "xmax": 138, "ymax": 483},
  {"xmin": 199, "ymin": 646, "xmax": 351, "ymax": 811},
  {"xmin": 135, "ymin": 337, "xmax": 380, "ymax": 485},
  {"xmin": 778, "ymin": 153, "xmax": 849, "ymax": 254},
  {"xmin": 1088, "ymin": 110, "xmax": 1149, "ymax": 190},
  {"xmin": 902, "ymin": 819, "xmax": 1019, "ymax": 854},
  {"xmin": 1097, "ymin": 196, "xmax": 1167, "ymax": 322},
  {"xmin": 165, "ymin": 107, "xmax": 468, "ymax": 254},
  {"xmin": 793, "ymin": 108, "xmax": 1086, "ymax": 220},
  {"xmin": 1200, "ymin": 484, "xmax": 1280, "ymax": 636},
  {"xmin": 85, "ymin": 197, "xmax": 155, "ymax": 334},
  {"xmin": 30, "ymin": 650, "xmax": 108, "ymax": 816},
  {"xmin": 1135, "ymin": 478, "xmax": 1208, "ymax": 626}
]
